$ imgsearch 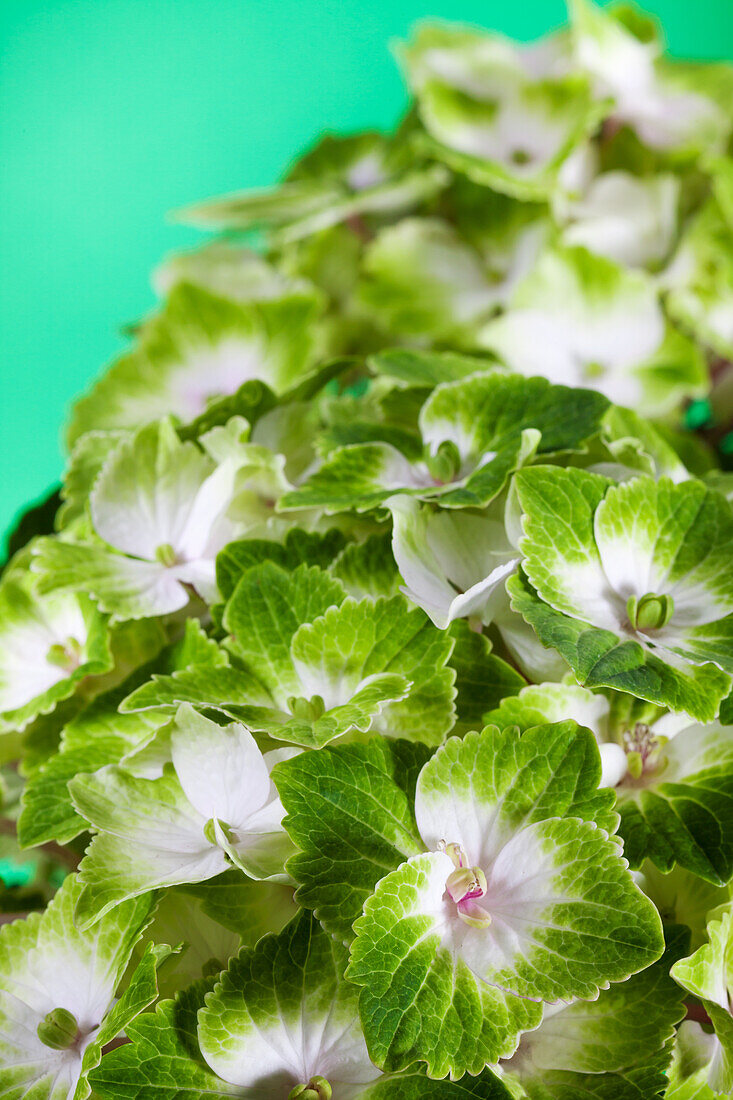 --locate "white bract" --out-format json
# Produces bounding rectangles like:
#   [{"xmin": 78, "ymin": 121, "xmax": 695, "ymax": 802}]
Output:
[
  {"xmin": 0, "ymin": 586, "xmax": 93, "ymax": 714},
  {"xmin": 34, "ymin": 417, "xmax": 292, "ymax": 620},
  {"xmin": 570, "ymin": 0, "xmax": 727, "ymax": 152},
  {"xmin": 0, "ymin": 877, "xmax": 153, "ymax": 1100},
  {"xmin": 388, "ymin": 494, "xmax": 518, "ymax": 629},
  {"xmin": 479, "ymin": 247, "xmax": 704, "ymax": 415},
  {"xmin": 198, "ymin": 912, "xmax": 381, "ymax": 1100},
  {"xmin": 69, "ymin": 705, "xmax": 297, "ymax": 923},
  {"xmin": 557, "ymin": 169, "xmax": 679, "ymax": 268}
]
